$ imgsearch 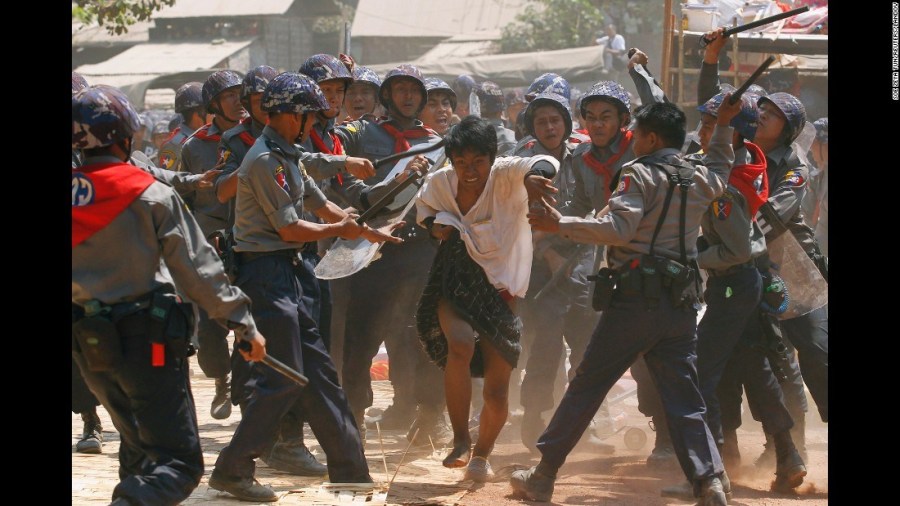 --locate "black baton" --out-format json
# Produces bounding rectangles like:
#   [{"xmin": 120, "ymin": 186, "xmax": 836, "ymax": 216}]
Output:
[
  {"xmin": 356, "ymin": 139, "xmax": 447, "ymax": 224},
  {"xmin": 236, "ymin": 340, "xmax": 309, "ymax": 387},
  {"xmin": 700, "ymin": 5, "xmax": 810, "ymax": 47},
  {"xmin": 727, "ymin": 55, "xmax": 776, "ymax": 104}
]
